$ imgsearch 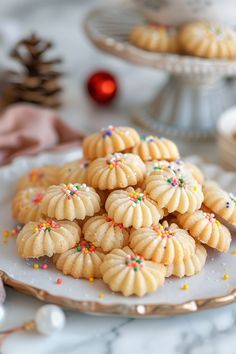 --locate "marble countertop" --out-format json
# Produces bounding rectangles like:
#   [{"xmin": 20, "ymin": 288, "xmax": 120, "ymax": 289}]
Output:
[{"xmin": 0, "ymin": 1, "xmax": 235, "ymax": 353}]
